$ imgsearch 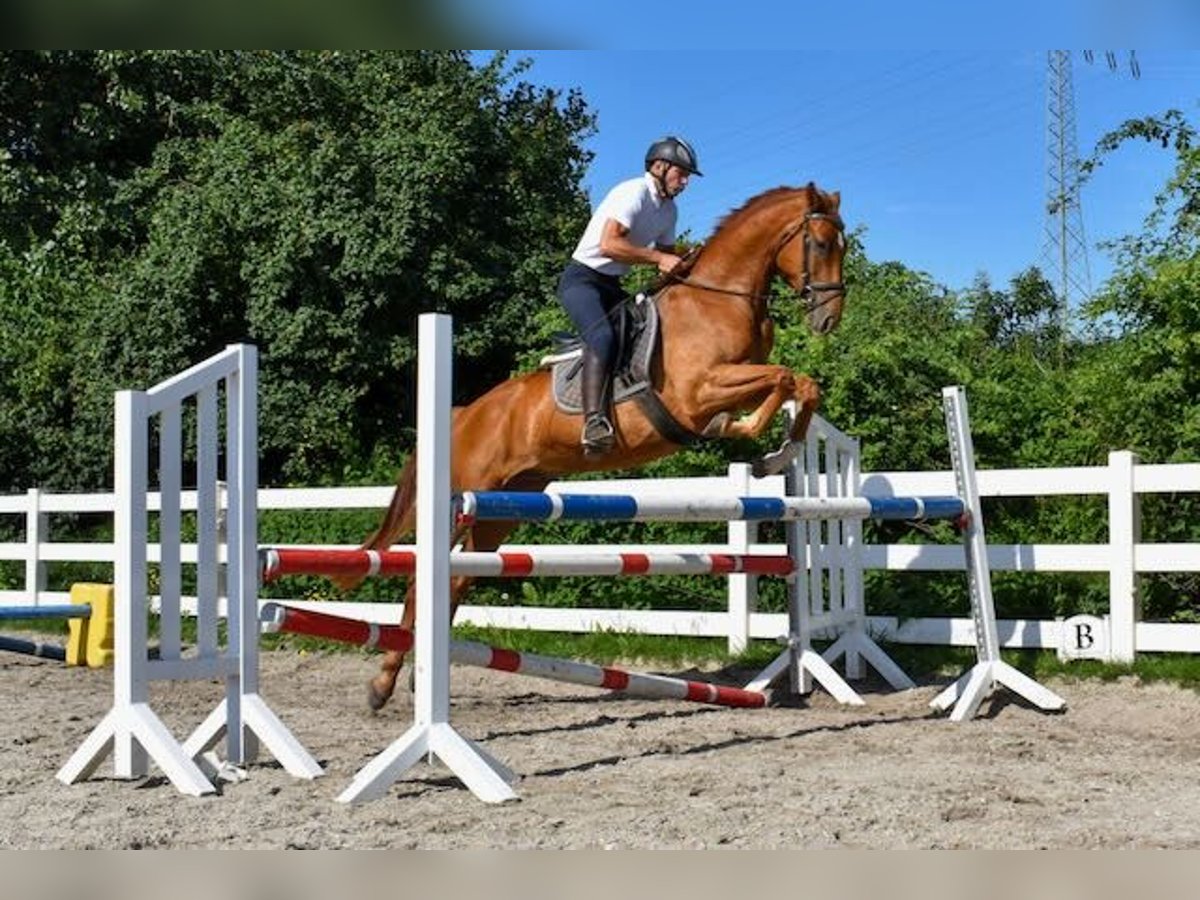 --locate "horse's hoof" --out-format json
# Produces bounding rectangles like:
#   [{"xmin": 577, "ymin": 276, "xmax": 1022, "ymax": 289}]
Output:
[
  {"xmin": 701, "ymin": 412, "xmax": 731, "ymax": 438},
  {"xmin": 753, "ymin": 440, "xmax": 800, "ymax": 478},
  {"xmin": 366, "ymin": 682, "xmax": 390, "ymax": 712}
]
